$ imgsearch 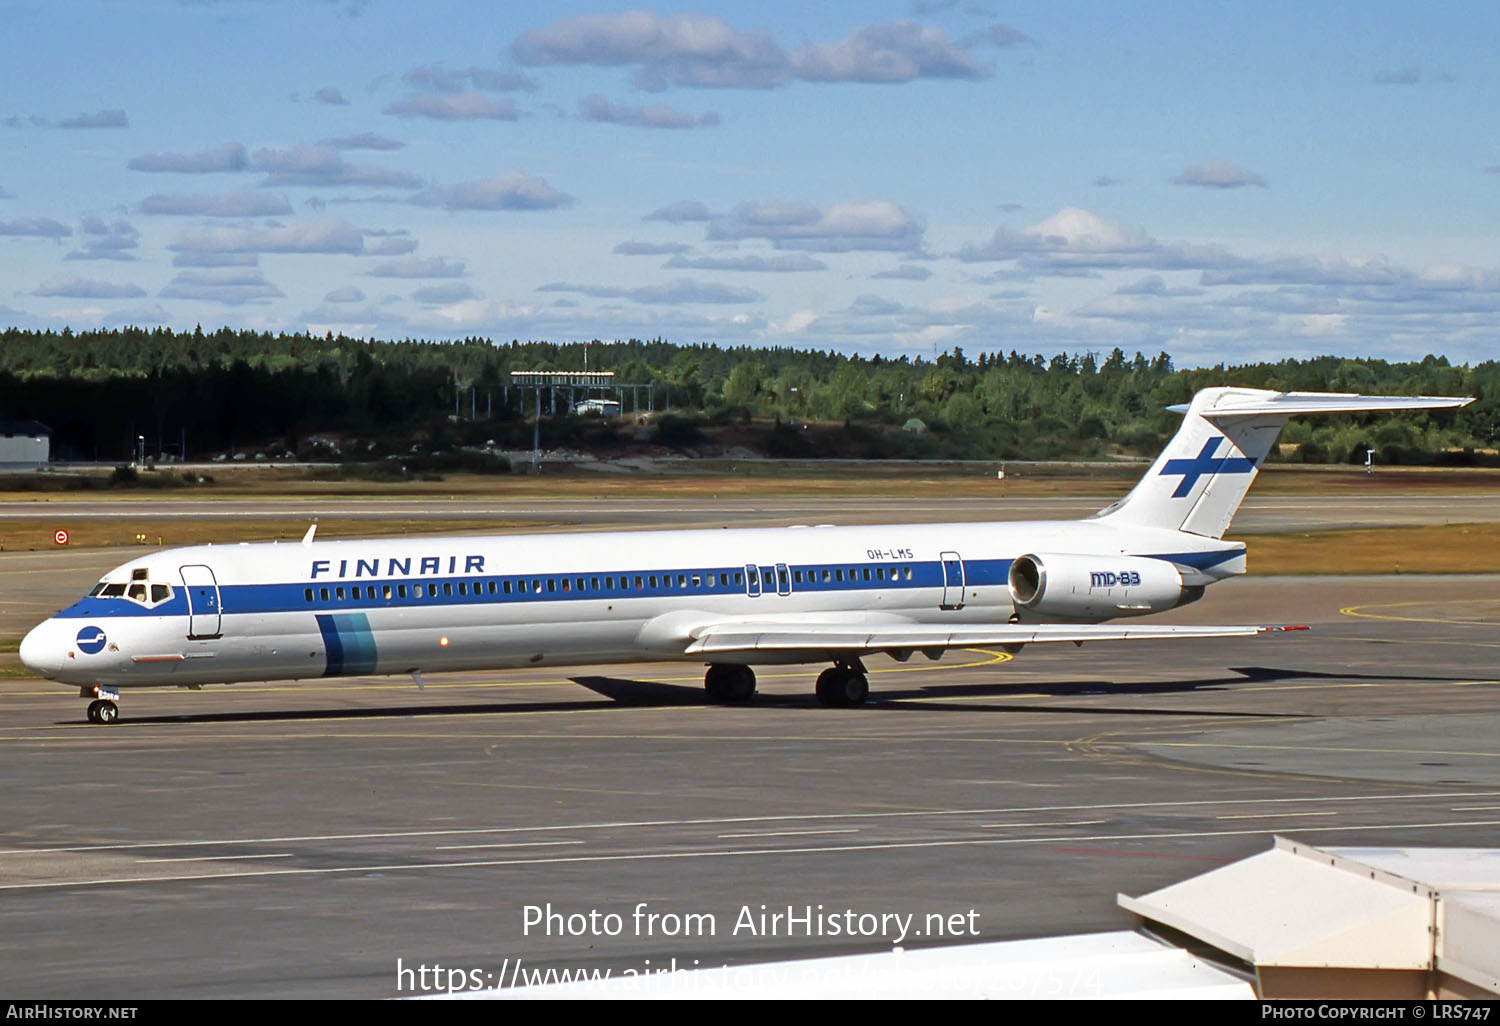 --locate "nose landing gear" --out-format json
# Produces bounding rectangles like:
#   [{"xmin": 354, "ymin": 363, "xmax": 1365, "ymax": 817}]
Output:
[{"xmin": 82, "ymin": 685, "xmax": 121, "ymax": 725}]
